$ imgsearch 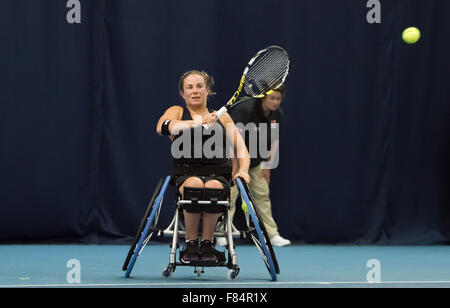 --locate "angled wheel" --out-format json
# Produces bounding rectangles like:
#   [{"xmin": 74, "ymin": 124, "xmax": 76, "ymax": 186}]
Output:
[
  {"xmin": 122, "ymin": 178, "xmax": 164, "ymax": 272},
  {"xmin": 243, "ymin": 183, "xmax": 280, "ymax": 275},
  {"xmin": 122, "ymin": 175, "xmax": 171, "ymax": 277},
  {"xmin": 236, "ymin": 178, "xmax": 279, "ymax": 281}
]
